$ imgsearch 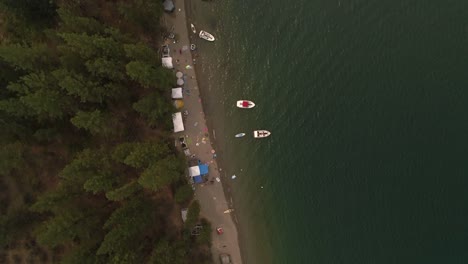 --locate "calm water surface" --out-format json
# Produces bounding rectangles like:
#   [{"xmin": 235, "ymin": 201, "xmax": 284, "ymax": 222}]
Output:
[{"xmin": 191, "ymin": 0, "xmax": 468, "ymax": 263}]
